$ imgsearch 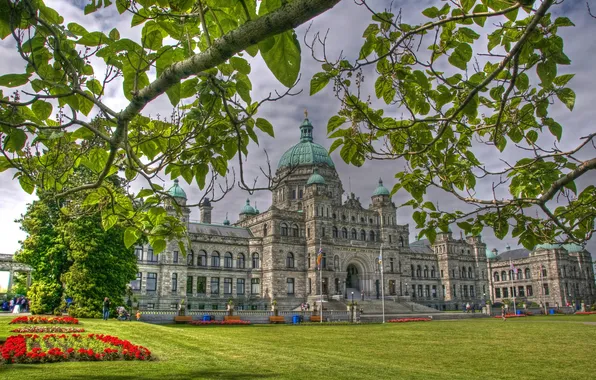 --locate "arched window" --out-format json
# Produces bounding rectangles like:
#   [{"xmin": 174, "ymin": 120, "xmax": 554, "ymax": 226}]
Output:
[
  {"xmin": 461, "ymin": 268, "xmax": 466, "ymax": 278},
  {"xmin": 334, "ymin": 255, "xmax": 339, "ymax": 271},
  {"xmin": 321, "ymin": 252, "xmax": 327, "ymax": 269},
  {"xmin": 198, "ymin": 250, "xmax": 207, "ymax": 266},
  {"xmin": 237, "ymin": 253, "xmax": 245, "ymax": 269},
  {"xmin": 399, "ymin": 236, "xmax": 404, "ymax": 247},
  {"xmin": 224, "ymin": 252, "xmax": 233, "ymax": 268},
  {"xmin": 501, "ymin": 271, "xmax": 507, "ymax": 281},
  {"xmin": 416, "ymin": 265, "xmax": 422, "ymax": 277},
  {"xmin": 263, "ymin": 224, "xmax": 268, "ymax": 236},
  {"xmin": 342, "ymin": 228, "xmax": 348, "ymax": 239},
  {"xmin": 332, "ymin": 213, "xmax": 337, "ymax": 220},
  {"xmin": 525, "ymin": 268, "xmax": 531, "ymax": 279},
  {"xmin": 351, "ymin": 216, "xmax": 356, "ymax": 222},
  {"xmin": 361, "ymin": 229, "xmax": 366, "ymax": 241},
  {"xmin": 342, "ymin": 214, "xmax": 346, "ymax": 221},
  {"xmin": 369, "ymin": 230, "xmax": 375, "ymax": 241},
  {"xmin": 281, "ymin": 223, "xmax": 288, "ymax": 236},
  {"xmin": 431, "ymin": 266, "xmax": 436, "ymax": 278},
  {"xmin": 211, "ymin": 251, "xmax": 220, "ymax": 267},
  {"xmin": 411, "ymin": 264, "xmax": 415, "ymax": 277},
  {"xmin": 360, "ymin": 217, "xmax": 365, "ymax": 223},
  {"xmin": 509, "ymin": 270, "xmax": 514, "ymax": 281},
  {"xmin": 517, "ymin": 270, "xmax": 523, "ymax": 280},
  {"xmin": 468, "ymin": 267, "xmax": 473, "ymax": 279},
  {"xmin": 351, "ymin": 229, "xmax": 357, "ymax": 240},
  {"xmin": 252, "ymin": 253, "xmax": 260, "ymax": 269},
  {"xmin": 423, "ymin": 266, "xmax": 429, "ymax": 278},
  {"xmin": 286, "ymin": 252, "xmax": 295, "ymax": 268},
  {"xmin": 494, "ymin": 272, "xmax": 500, "ymax": 282},
  {"xmin": 187, "ymin": 250, "xmax": 195, "ymax": 266},
  {"xmin": 332, "ymin": 226, "xmax": 338, "ymax": 238},
  {"xmin": 292, "ymin": 224, "xmax": 299, "ymax": 237}
]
